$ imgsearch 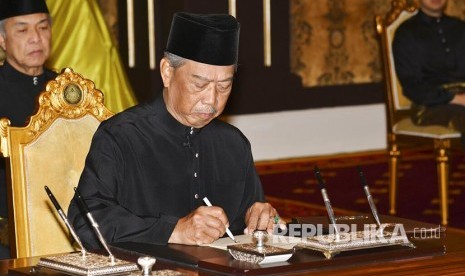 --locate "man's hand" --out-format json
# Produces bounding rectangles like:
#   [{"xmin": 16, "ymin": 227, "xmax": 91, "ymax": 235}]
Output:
[
  {"xmin": 168, "ymin": 206, "xmax": 229, "ymax": 245},
  {"xmin": 244, "ymin": 202, "xmax": 286, "ymax": 235}
]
